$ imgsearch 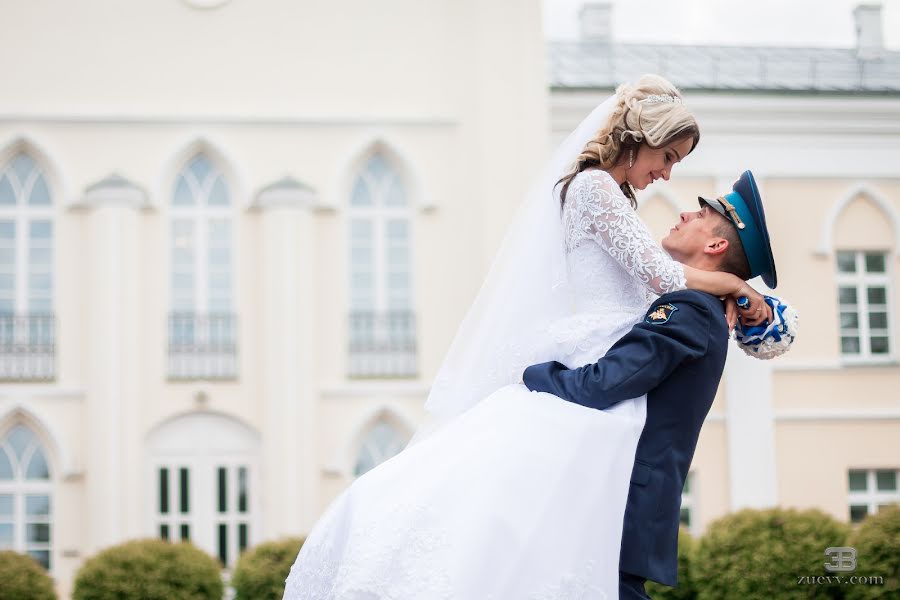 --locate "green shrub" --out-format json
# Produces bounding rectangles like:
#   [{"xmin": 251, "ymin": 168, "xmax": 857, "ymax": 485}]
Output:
[
  {"xmin": 72, "ymin": 538, "xmax": 223, "ymax": 600},
  {"xmin": 0, "ymin": 551, "xmax": 56, "ymax": 600},
  {"xmin": 231, "ymin": 537, "xmax": 304, "ymax": 600},
  {"xmin": 693, "ymin": 507, "xmax": 849, "ymax": 600},
  {"xmin": 646, "ymin": 527, "xmax": 698, "ymax": 600},
  {"xmin": 844, "ymin": 504, "xmax": 900, "ymax": 599}
]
